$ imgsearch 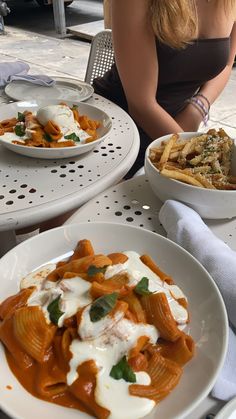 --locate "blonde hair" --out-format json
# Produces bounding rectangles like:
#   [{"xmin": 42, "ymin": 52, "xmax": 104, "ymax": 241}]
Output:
[{"xmin": 149, "ymin": 0, "xmax": 236, "ymax": 48}]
